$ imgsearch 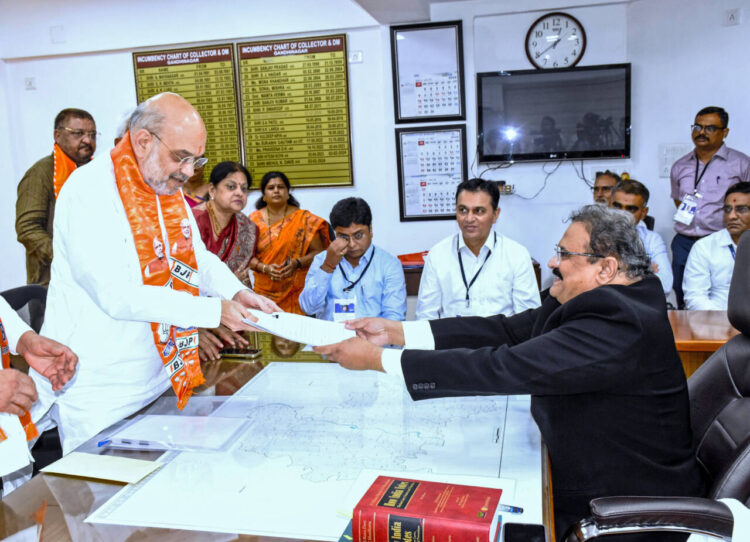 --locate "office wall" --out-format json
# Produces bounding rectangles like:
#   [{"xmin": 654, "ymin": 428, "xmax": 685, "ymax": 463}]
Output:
[
  {"xmin": 2, "ymin": 0, "xmax": 749, "ymax": 291},
  {"xmin": 432, "ymin": 0, "xmax": 750, "ymax": 286}
]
